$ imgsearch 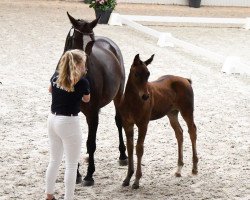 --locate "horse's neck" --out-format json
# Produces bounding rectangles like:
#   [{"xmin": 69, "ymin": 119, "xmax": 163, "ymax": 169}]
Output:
[{"xmin": 83, "ymin": 36, "xmax": 92, "ymax": 50}]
